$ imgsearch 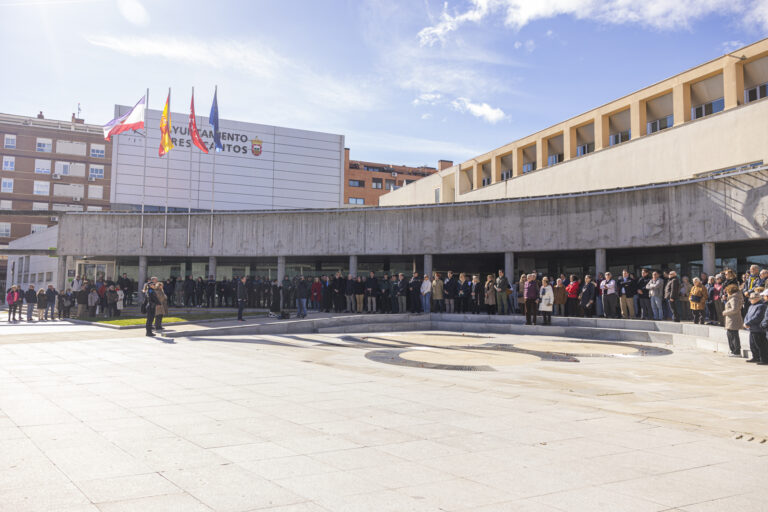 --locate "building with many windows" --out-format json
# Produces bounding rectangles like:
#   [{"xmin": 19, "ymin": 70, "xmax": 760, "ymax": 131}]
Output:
[
  {"xmin": 381, "ymin": 38, "xmax": 768, "ymax": 207},
  {"xmin": 344, "ymin": 148, "xmax": 450, "ymax": 206}
]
